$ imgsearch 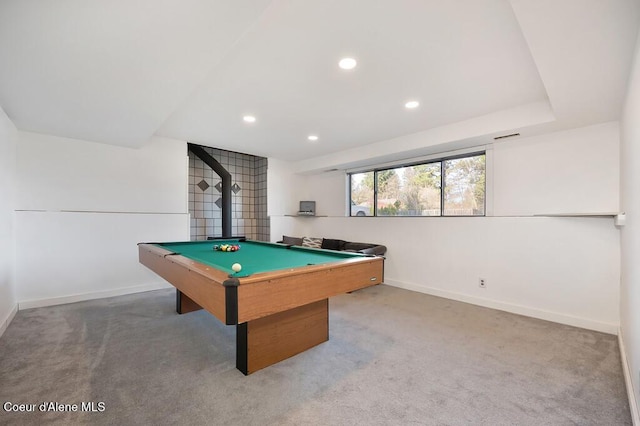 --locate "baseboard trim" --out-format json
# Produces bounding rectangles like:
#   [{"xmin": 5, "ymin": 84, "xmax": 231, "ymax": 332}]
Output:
[
  {"xmin": 18, "ymin": 282, "xmax": 172, "ymax": 310},
  {"xmin": 384, "ymin": 279, "xmax": 619, "ymax": 335},
  {"xmin": 0, "ymin": 303, "xmax": 18, "ymax": 339},
  {"xmin": 619, "ymin": 330, "xmax": 640, "ymax": 425}
]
